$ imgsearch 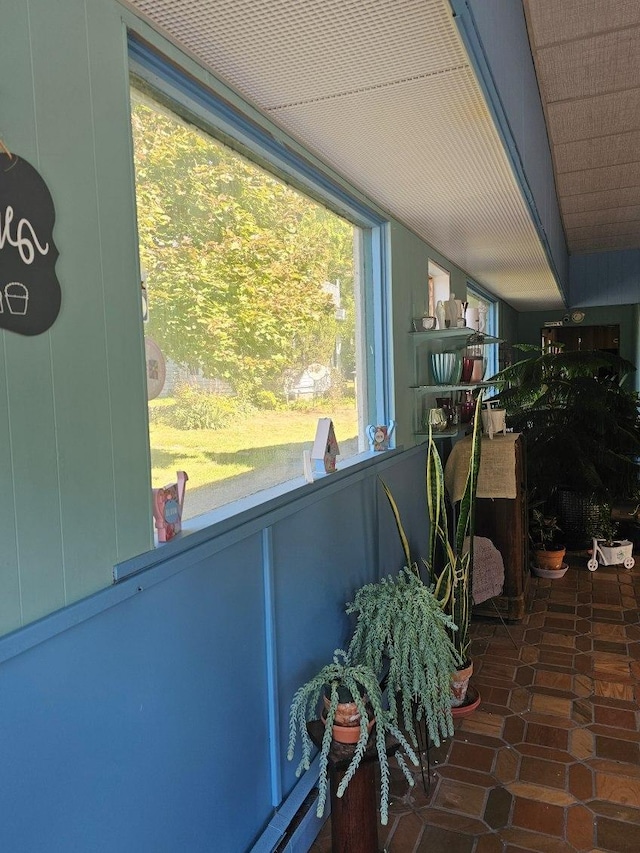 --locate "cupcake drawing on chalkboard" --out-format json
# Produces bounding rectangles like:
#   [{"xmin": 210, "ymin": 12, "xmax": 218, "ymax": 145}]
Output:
[{"xmin": 4, "ymin": 282, "xmax": 29, "ymax": 315}]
